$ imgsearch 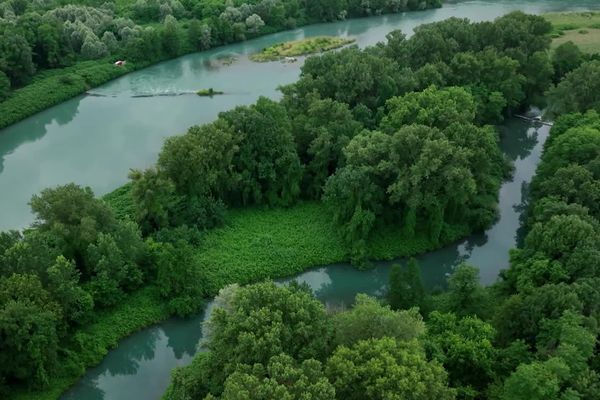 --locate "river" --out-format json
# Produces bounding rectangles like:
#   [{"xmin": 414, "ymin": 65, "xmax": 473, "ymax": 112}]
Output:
[{"xmin": 0, "ymin": 0, "xmax": 595, "ymax": 399}]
